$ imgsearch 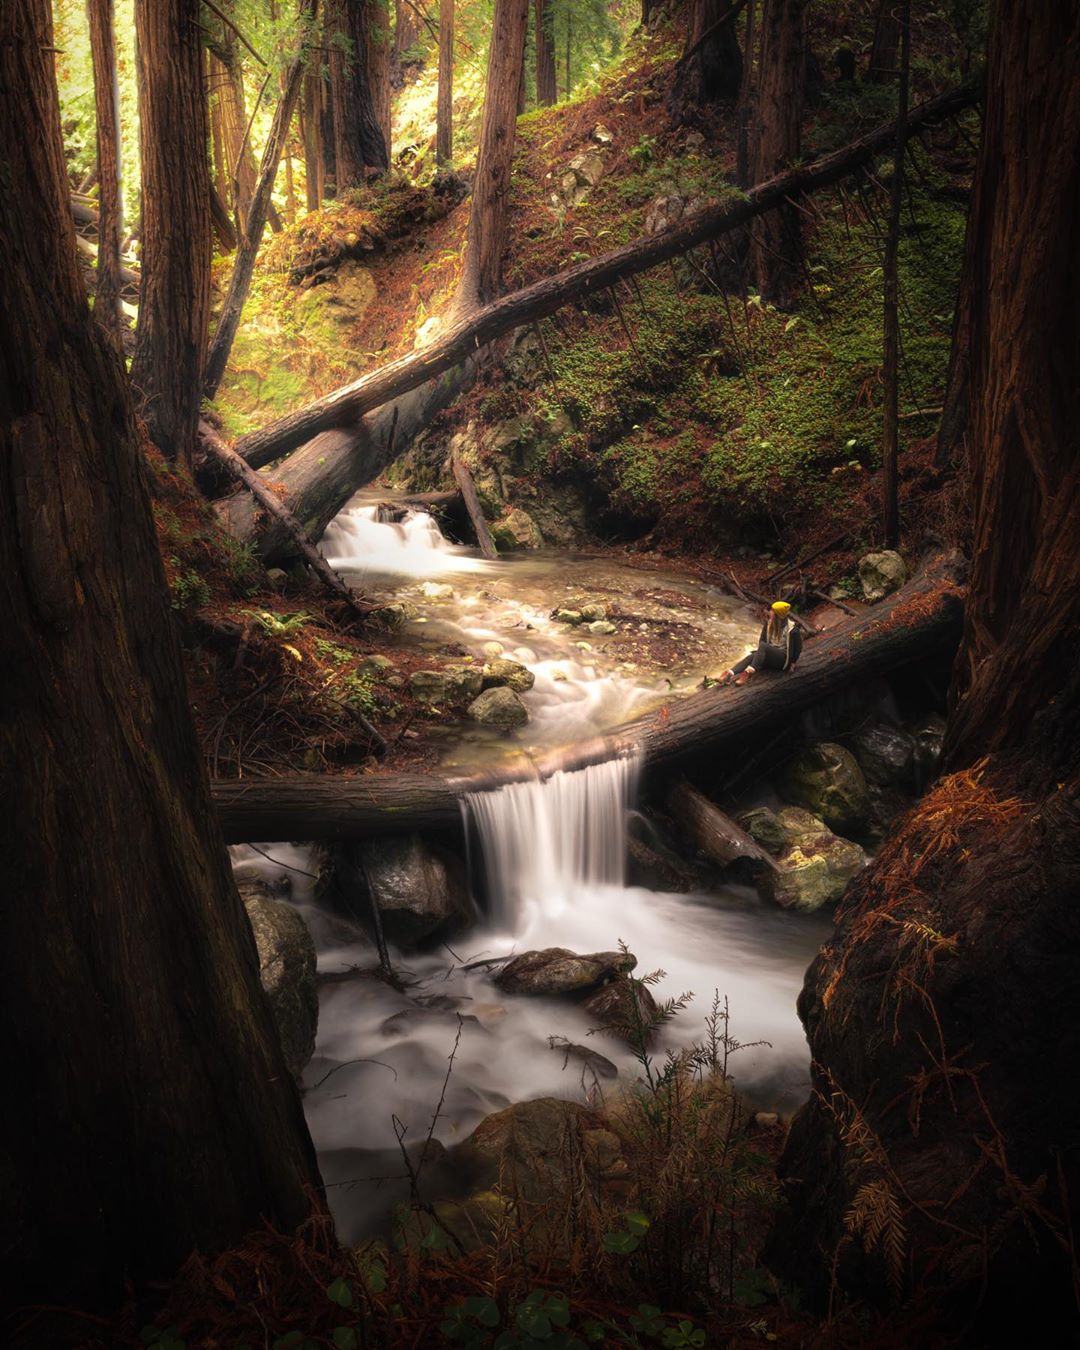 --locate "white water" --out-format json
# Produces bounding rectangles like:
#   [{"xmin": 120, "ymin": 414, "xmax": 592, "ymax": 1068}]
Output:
[{"xmin": 231, "ymin": 496, "xmax": 827, "ymax": 1240}]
